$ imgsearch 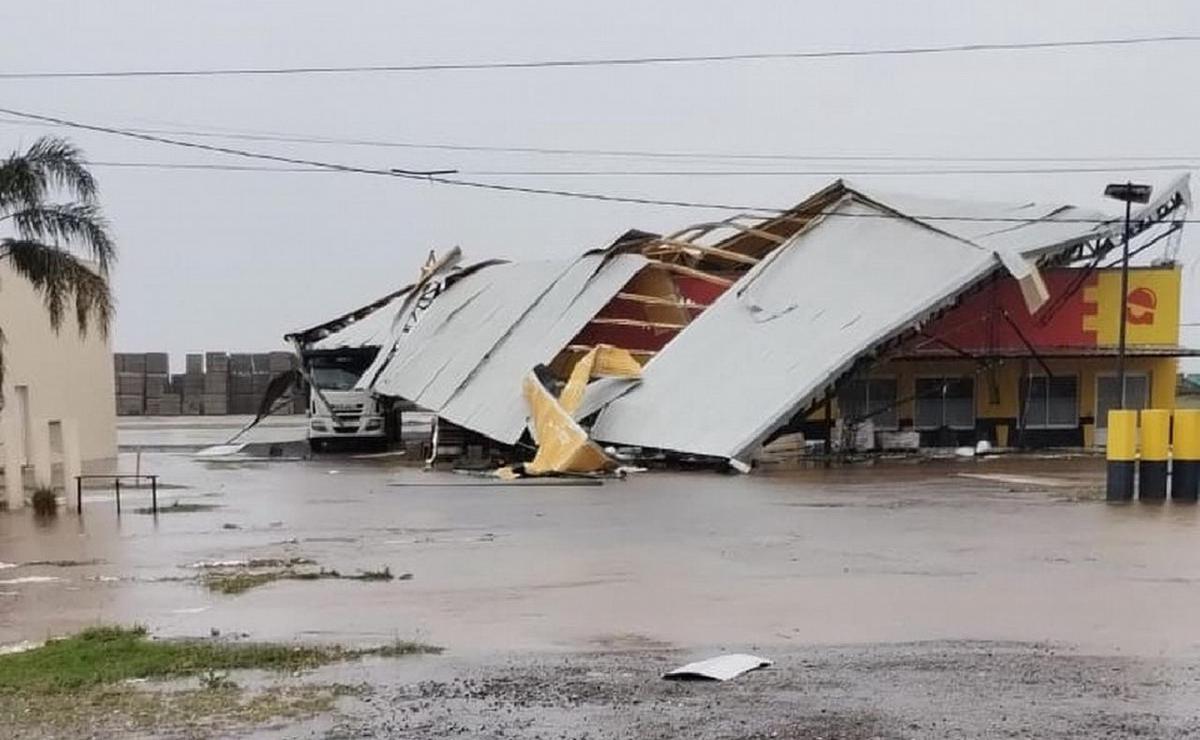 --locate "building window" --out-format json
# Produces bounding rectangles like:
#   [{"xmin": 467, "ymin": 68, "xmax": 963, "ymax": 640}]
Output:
[
  {"xmin": 1095, "ymin": 374, "xmax": 1150, "ymax": 428},
  {"xmin": 838, "ymin": 378, "xmax": 899, "ymax": 429},
  {"xmin": 1020, "ymin": 375, "xmax": 1078, "ymax": 429},
  {"xmin": 915, "ymin": 377, "xmax": 975, "ymax": 430}
]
